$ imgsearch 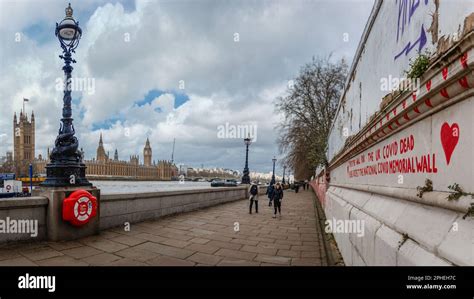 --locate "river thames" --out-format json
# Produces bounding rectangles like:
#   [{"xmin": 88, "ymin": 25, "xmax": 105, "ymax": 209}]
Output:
[{"xmin": 90, "ymin": 181, "xmax": 213, "ymax": 194}]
